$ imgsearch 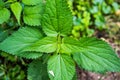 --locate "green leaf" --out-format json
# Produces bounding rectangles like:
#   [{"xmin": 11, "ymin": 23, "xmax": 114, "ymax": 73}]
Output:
[
  {"xmin": 18, "ymin": 51, "xmax": 43, "ymax": 59},
  {"xmin": 7, "ymin": 0, "xmax": 17, "ymax": 3},
  {"xmin": 0, "ymin": 30, "xmax": 9, "ymax": 42},
  {"xmin": 0, "ymin": 27, "xmax": 43, "ymax": 59},
  {"xmin": 90, "ymin": 6, "xmax": 98, "ymax": 14},
  {"xmin": 72, "ymin": 73, "xmax": 77, "ymax": 80},
  {"xmin": 0, "ymin": 8, "xmax": 10, "ymax": 24},
  {"xmin": 102, "ymin": 6, "xmax": 111, "ymax": 14},
  {"xmin": 61, "ymin": 37, "xmax": 83, "ymax": 54},
  {"xmin": 42, "ymin": 0, "xmax": 72, "ymax": 36},
  {"xmin": 92, "ymin": 0, "xmax": 104, "ymax": 4},
  {"xmin": 23, "ymin": 37, "xmax": 57, "ymax": 53},
  {"xmin": 22, "ymin": 0, "xmax": 42, "ymax": 5},
  {"xmin": 0, "ymin": 0, "xmax": 4, "ymax": 8},
  {"xmin": 23, "ymin": 4, "xmax": 44, "ymax": 26},
  {"xmin": 71, "ymin": 37, "xmax": 120, "ymax": 73},
  {"xmin": 48, "ymin": 54, "xmax": 75, "ymax": 80},
  {"xmin": 28, "ymin": 59, "xmax": 49, "ymax": 80},
  {"xmin": 112, "ymin": 2, "xmax": 119, "ymax": 11},
  {"xmin": 10, "ymin": 2, "xmax": 22, "ymax": 25},
  {"xmin": 95, "ymin": 15, "xmax": 106, "ymax": 30}
]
